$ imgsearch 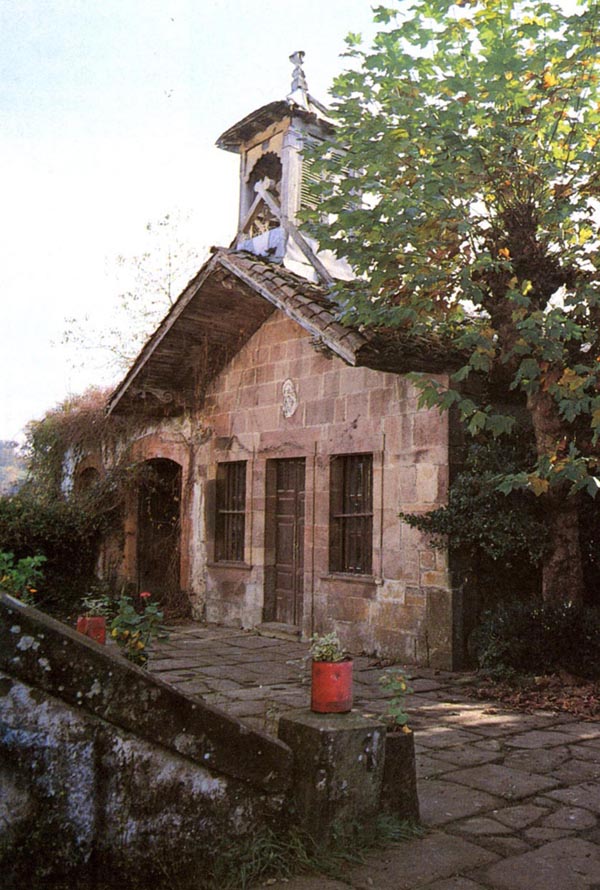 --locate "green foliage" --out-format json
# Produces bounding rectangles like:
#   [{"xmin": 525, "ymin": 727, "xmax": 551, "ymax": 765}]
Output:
[
  {"xmin": 379, "ymin": 669, "xmax": 413, "ymax": 729},
  {"xmin": 470, "ymin": 599, "xmax": 600, "ymax": 680},
  {"xmin": 0, "ymin": 551, "xmax": 46, "ymax": 606},
  {"xmin": 213, "ymin": 818, "xmax": 423, "ymax": 889},
  {"xmin": 0, "ymin": 492, "xmax": 103, "ymax": 616},
  {"xmin": 401, "ymin": 439, "xmax": 548, "ymax": 567},
  {"xmin": 309, "ymin": 632, "xmax": 347, "ymax": 662},
  {"xmin": 110, "ymin": 593, "xmax": 167, "ymax": 667},
  {"xmin": 306, "ymin": 0, "xmax": 600, "ymax": 501},
  {"xmin": 0, "ymin": 388, "xmax": 147, "ymax": 617},
  {"xmin": 80, "ymin": 589, "xmax": 114, "ymax": 618}
]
